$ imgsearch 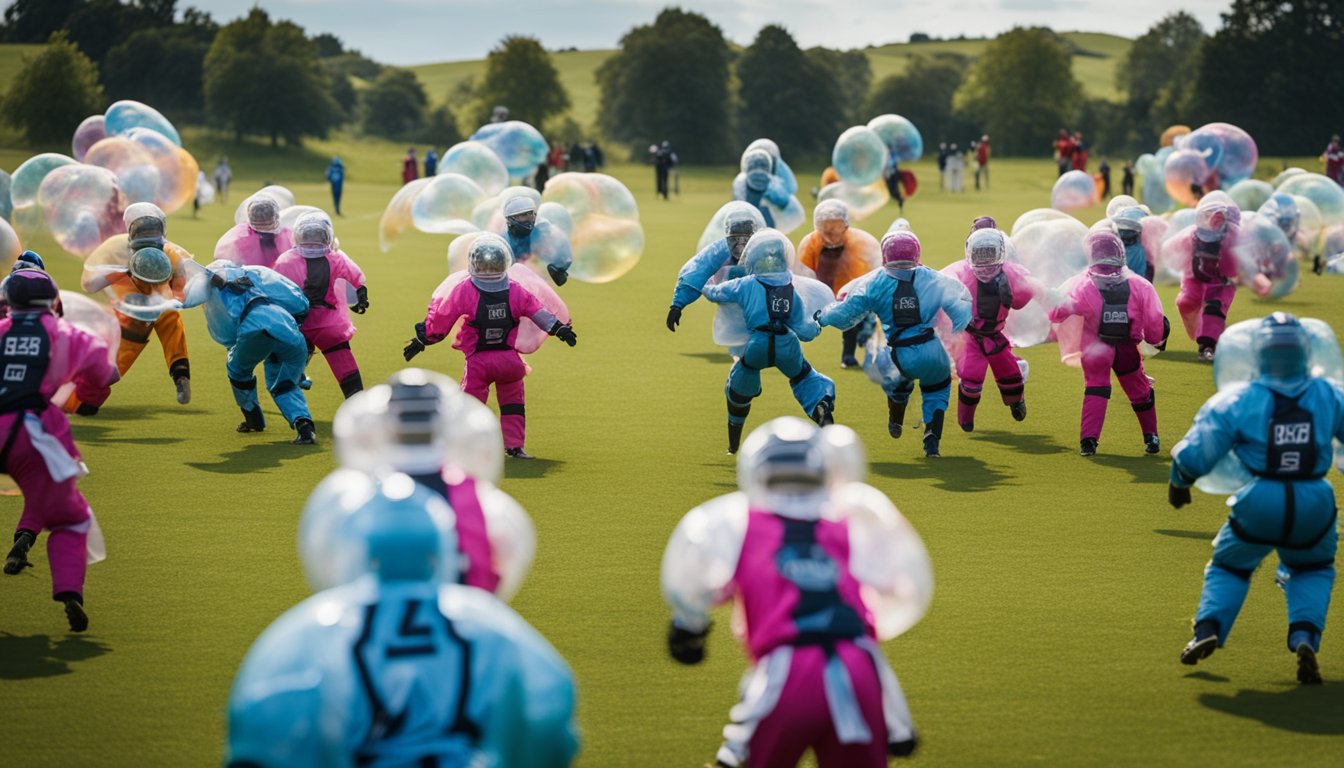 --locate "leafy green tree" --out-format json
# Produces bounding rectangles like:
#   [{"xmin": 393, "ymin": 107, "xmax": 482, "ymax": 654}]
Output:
[
  {"xmin": 0, "ymin": 0, "xmax": 77, "ymax": 43},
  {"xmin": 473, "ymin": 36, "xmax": 570, "ymax": 128},
  {"xmin": 0, "ymin": 30, "xmax": 104, "ymax": 143},
  {"xmin": 598, "ymin": 8, "xmax": 734, "ymax": 162},
  {"xmin": 1114, "ymin": 12, "xmax": 1205, "ymax": 144},
  {"xmin": 203, "ymin": 8, "xmax": 340, "ymax": 146},
  {"xmin": 953, "ymin": 27, "xmax": 1083, "ymax": 155},
  {"xmin": 1189, "ymin": 0, "xmax": 1344, "ymax": 155},
  {"xmin": 866, "ymin": 53, "xmax": 972, "ymax": 145},
  {"xmin": 806, "ymin": 47, "xmax": 872, "ymax": 125},
  {"xmin": 737, "ymin": 25, "xmax": 846, "ymax": 156},
  {"xmin": 103, "ymin": 27, "xmax": 211, "ymax": 115},
  {"xmin": 360, "ymin": 68, "xmax": 429, "ymax": 140},
  {"xmin": 418, "ymin": 104, "xmax": 462, "ymax": 146}
]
